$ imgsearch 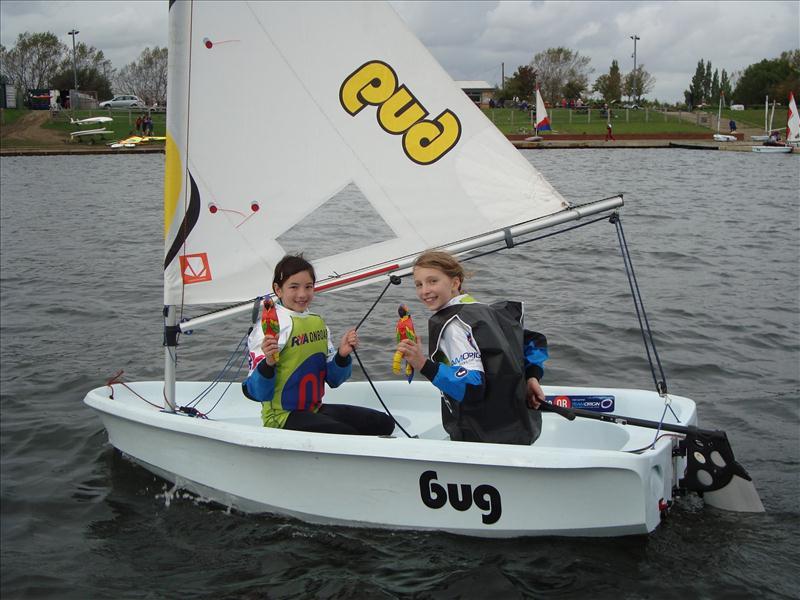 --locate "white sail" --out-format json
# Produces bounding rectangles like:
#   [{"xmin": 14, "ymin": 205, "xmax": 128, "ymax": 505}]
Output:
[
  {"xmin": 164, "ymin": 1, "xmax": 568, "ymax": 305},
  {"xmin": 787, "ymin": 92, "xmax": 800, "ymax": 144},
  {"xmin": 535, "ymin": 88, "xmax": 551, "ymax": 132}
]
